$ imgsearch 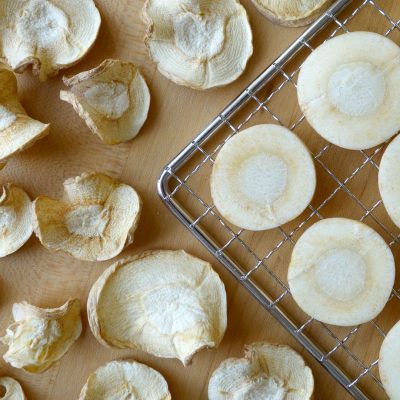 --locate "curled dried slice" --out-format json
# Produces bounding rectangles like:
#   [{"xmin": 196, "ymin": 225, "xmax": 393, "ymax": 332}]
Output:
[
  {"xmin": 0, "ymin": 377, "xmax": 26, "ymax": 400},
  {"xmin": 0, "ymin": 299, "xmax": 82, "ymax": 373},
  {"xmin": 33, "ymin": 172, "xmax": 142, "ymax": 262},
  {"xmin": 60, "ymin": 59, "xmax": 150, "ymax": 145},
  {"xmin": 88, "ymin": 250, "xmax": 227, "ymax": 365},
  {"xmin": 0, "ymin": 65, "xmax": 49, "ymax": 167},
  {"xmin": 298, "ymin": 32, "xmax": 400, "ymax": 150},
  {"xmin": 211, "ymin": 124, "xmax": 316, "ymax": 231},
  {"xmin": 143, "ymin": 0, "xmax": 253, "ymax": 90},
  {"xmin": 288, "ymin": 218, "xmax": 395, "ymax": 326},
  {"xmin": 78, "ymin": 360, "xmax": 171, "ymax": 400},
  {"xmin": 208, "ymin": 342, "xmax": 314, "ymax": 399},
  {"xmin": 0, "ymin": 184, "xmax": 33, "ymax": 257},
  {"xmin": 0, "ymin": 0, "xmax": 101, "ymax": 80}
]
